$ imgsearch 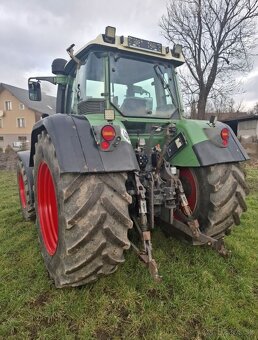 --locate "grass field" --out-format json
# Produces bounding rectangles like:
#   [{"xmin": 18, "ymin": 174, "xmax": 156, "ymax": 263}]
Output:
[{"xmin": 0, "ymin": 166, "xmax": 257, "ymax": 339}]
